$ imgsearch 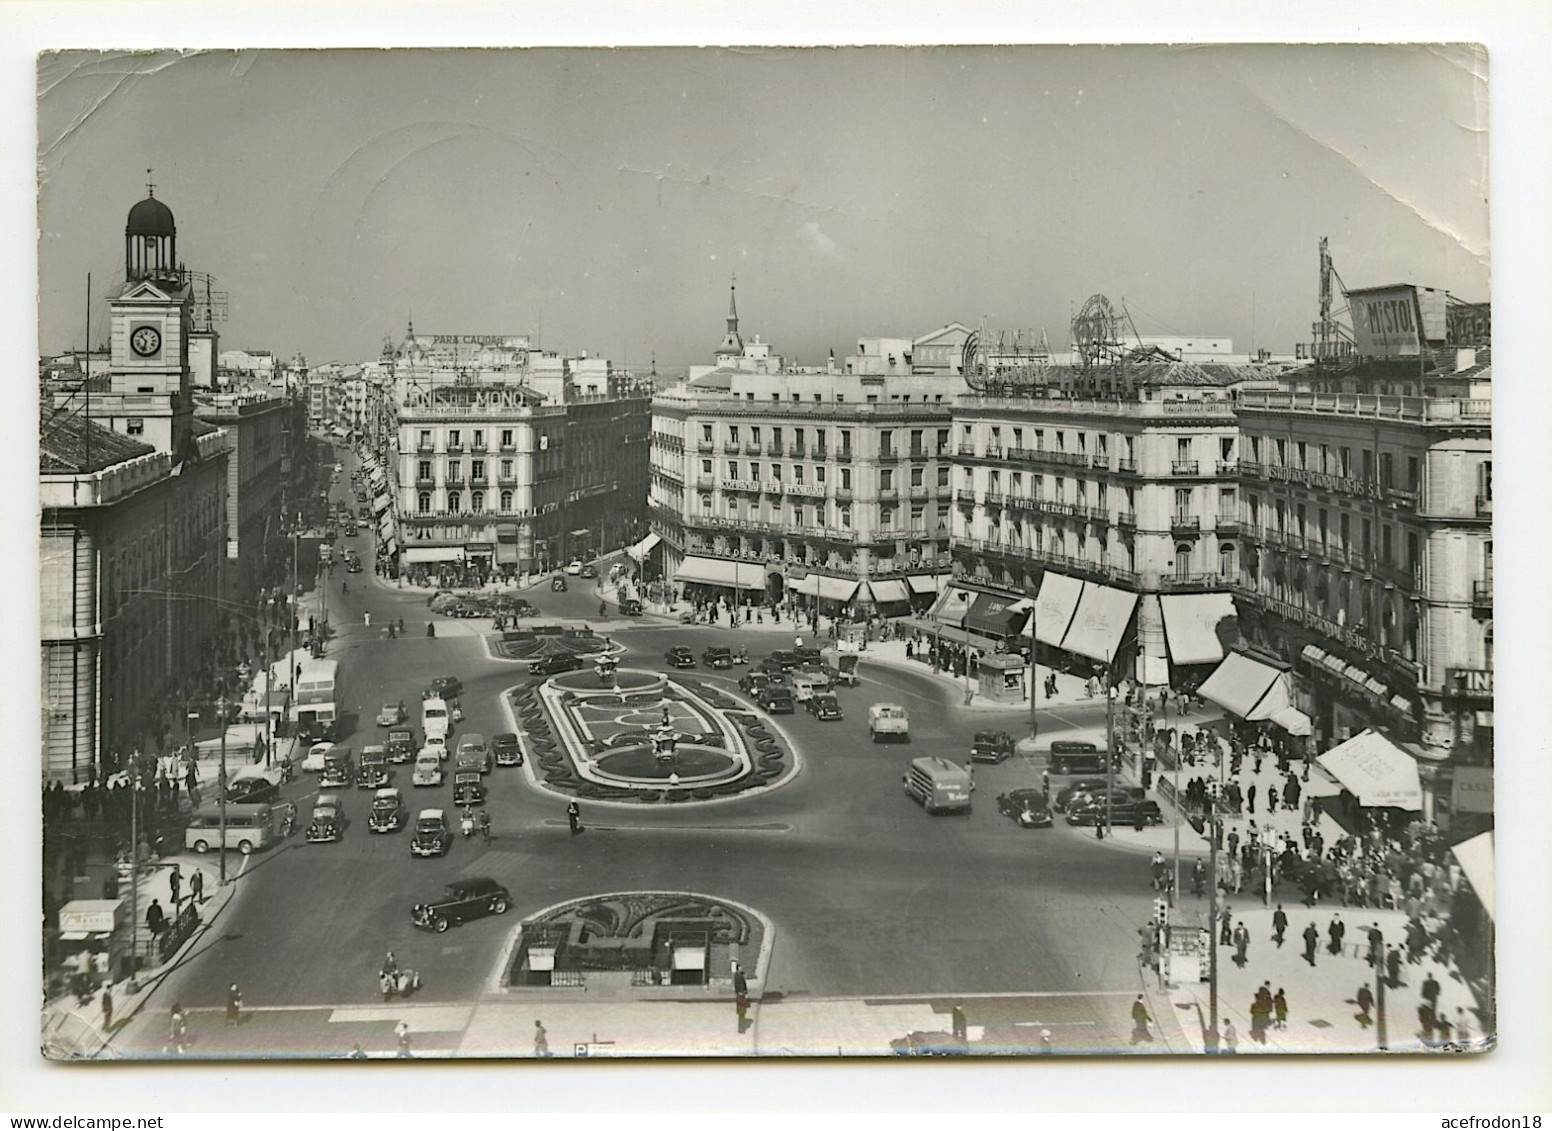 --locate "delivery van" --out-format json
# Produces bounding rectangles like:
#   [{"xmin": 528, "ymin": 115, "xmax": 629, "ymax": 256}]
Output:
[{"xmin": 902, "ymin": 757, "xmax": 973, "ymax": 815}]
